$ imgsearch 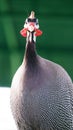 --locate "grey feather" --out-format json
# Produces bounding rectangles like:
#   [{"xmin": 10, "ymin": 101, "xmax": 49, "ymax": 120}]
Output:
[{"xmin": 10, "ymin": 41, "xmax": 73, "ymax": 130}]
